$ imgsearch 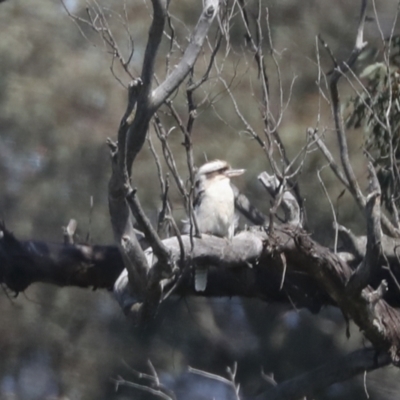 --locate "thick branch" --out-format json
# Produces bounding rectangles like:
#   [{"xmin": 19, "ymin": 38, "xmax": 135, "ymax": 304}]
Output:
[
  {"xmin": 114, "ymin": 226, "xmax": 400, "ymax": 358},
  {"xmin": 125, "ymin": 0, "xmax": 220, "ymax": 176},
  {"xmin": 0, "ymin": 225, "xmax": 124, "ymax": 293},
  {"xmin": 108, "ymin": 139, "xmax": 149, "ymax": 297},
  {"xmin": 125, "ymin": 0, "xmax": 167, "ymax": 173},
  {"xmin": 293, "ymin": 231, "xmax": 400, "ymax": 361},
  {"xmin": 118, "ymin": 79, "xmax": 144, "ymax": 180},
  {"xmin": 339, "ymin": 225, "xmax": 400, "ymax": 266},
  {"xmin": 3, "ymin": 224, "xmax": 400, "ymax": 358},
  {"xmin": 141, "ymin": 0, "xmax": 167, "ymax": 93},
  {"xmin": 0, "ymin": 226, "xmax": 327, "ymax": 314}
]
